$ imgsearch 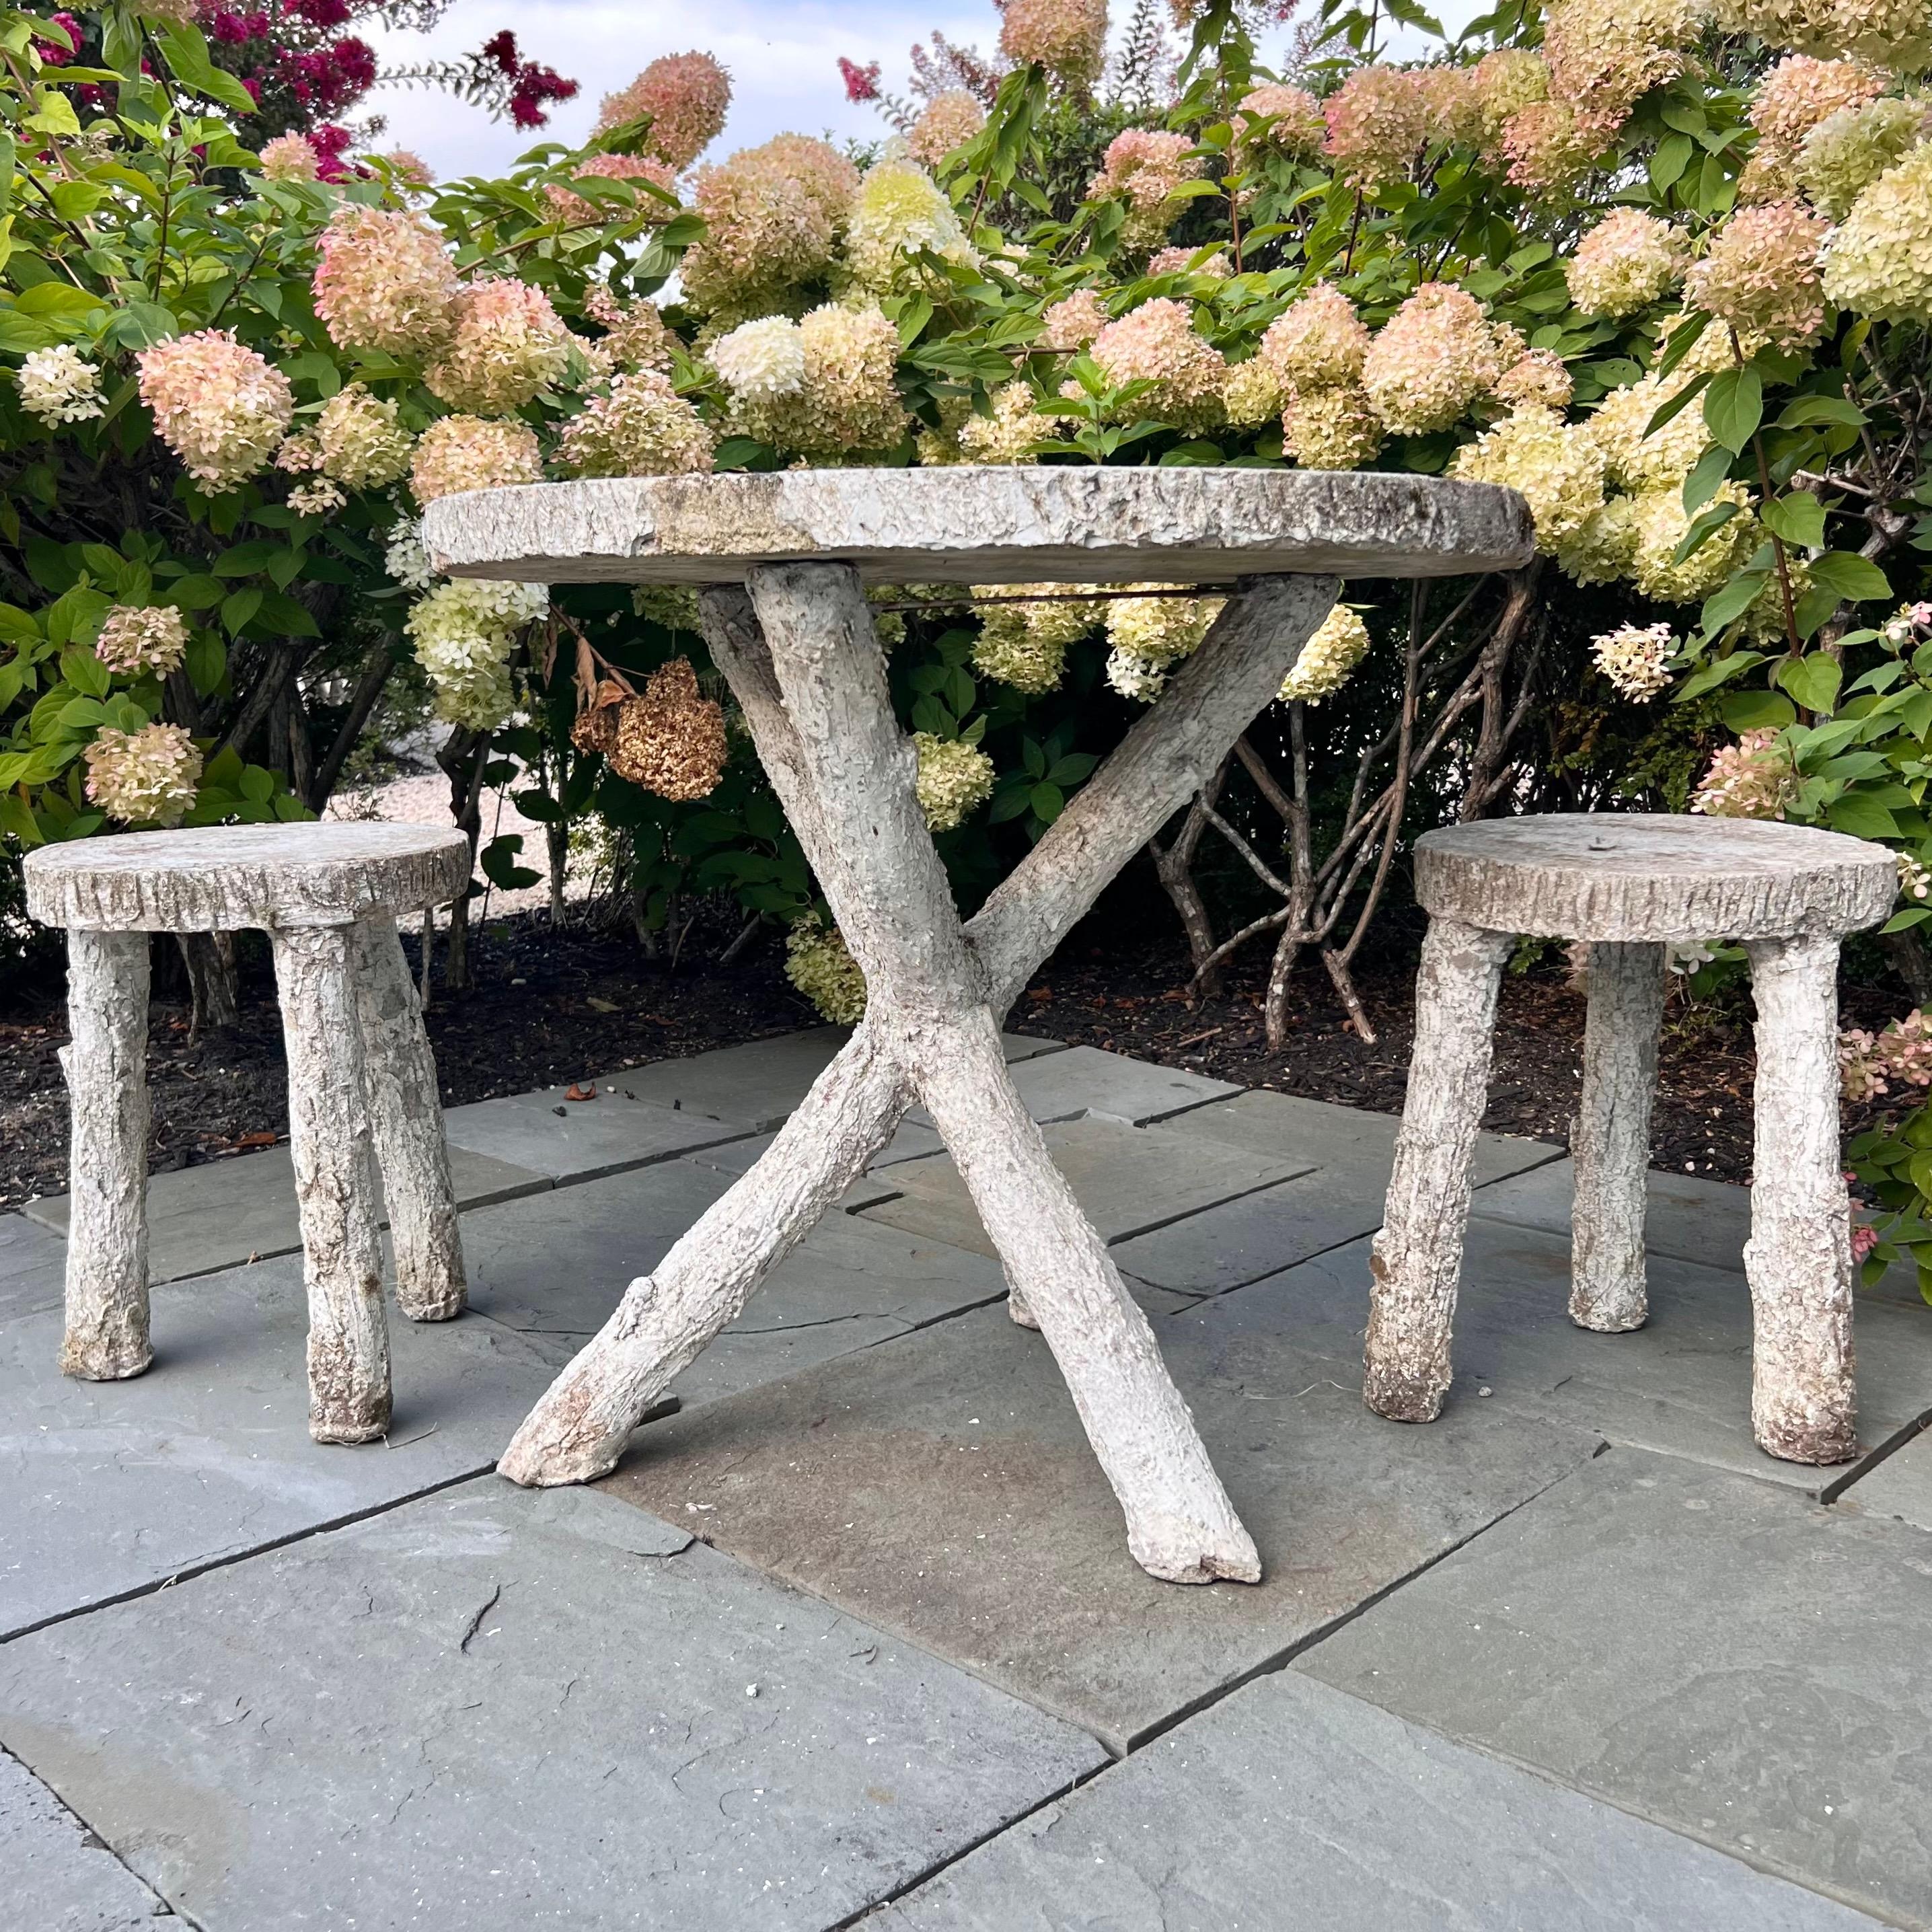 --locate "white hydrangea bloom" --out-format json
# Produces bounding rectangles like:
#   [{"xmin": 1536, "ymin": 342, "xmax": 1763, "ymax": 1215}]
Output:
[
  {"xmin": 385, "ymin": 519, "xmax": 437, "ymax": 591},
  {"xmin": 1591, "ymin": 622, "xmax": 1676, "ymax": 700},
  {"xmin": 17, "ymin": 344, "xmax": 104, "ymax": 425},
  {"xmin": 710, "ymin": 315, "xmax": 807, "ymax": 399},
  {"xmin": 1279, "ymin": 605, "xmax": 1372, "ymax": 704},
  {"xmin": 404, "ymin": 579, "xmax": 550, "ymax": 731}
]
